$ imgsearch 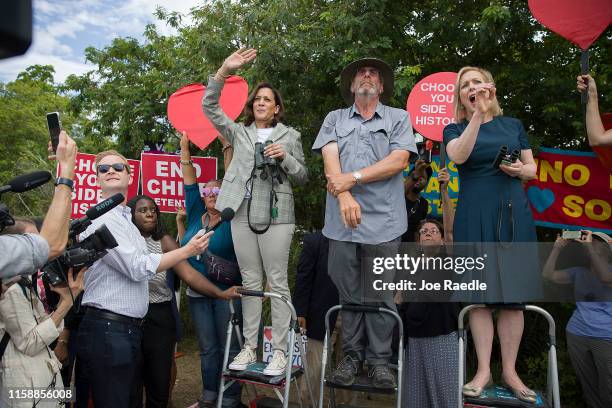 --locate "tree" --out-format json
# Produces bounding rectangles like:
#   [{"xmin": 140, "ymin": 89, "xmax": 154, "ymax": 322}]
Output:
[{"xmin": 62, "ymin": 0, "xmax": 610, "ymax": 231}]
